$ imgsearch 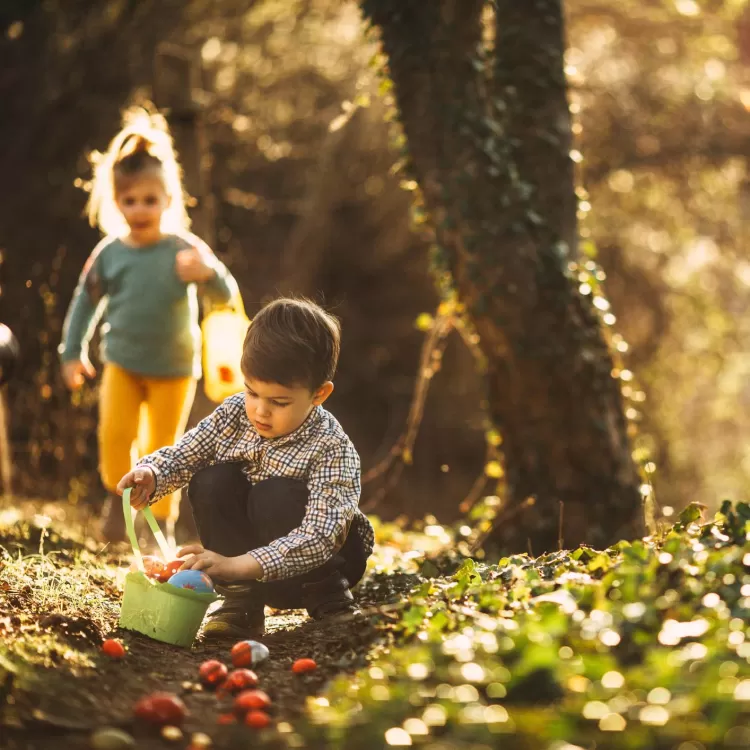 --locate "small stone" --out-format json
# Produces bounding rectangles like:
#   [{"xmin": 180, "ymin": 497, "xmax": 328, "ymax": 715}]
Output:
[
  {"xmin": 161, "ymin": 725, "xmax": 183, "ymax": 742},
  {"xmin": 190, "ymin": 733, "xmax": 213, "ymax": 748},
  {"xmin": 90, "ymin": 728, "xmax": 136, "ymax": 750}
]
